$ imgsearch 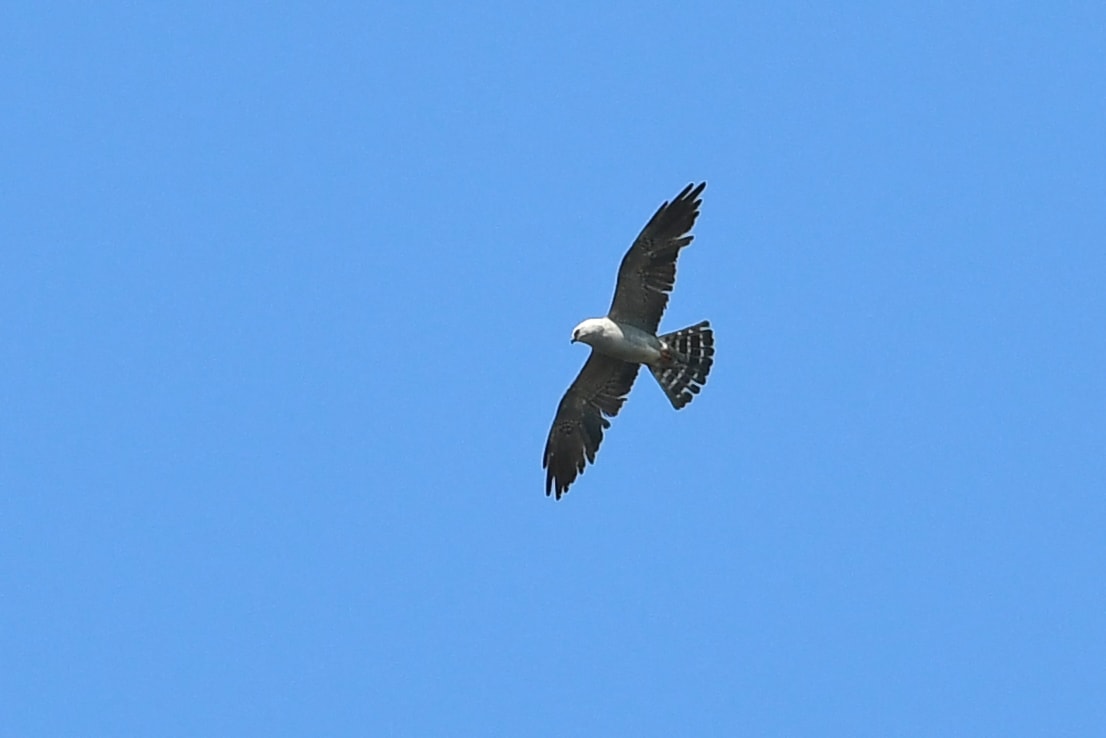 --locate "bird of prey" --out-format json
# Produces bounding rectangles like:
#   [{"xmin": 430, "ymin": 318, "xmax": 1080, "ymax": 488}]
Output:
[{"xmin": 543, "ymin": 182, "xmax": 714, "ymax": 499}]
